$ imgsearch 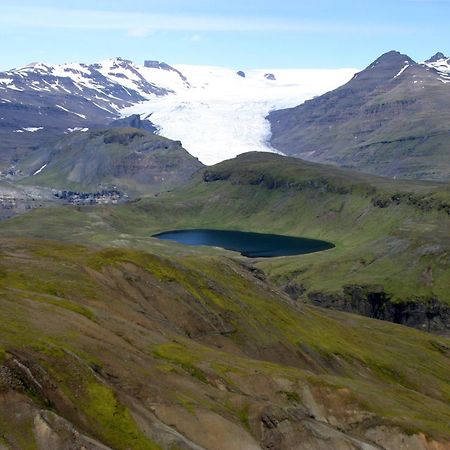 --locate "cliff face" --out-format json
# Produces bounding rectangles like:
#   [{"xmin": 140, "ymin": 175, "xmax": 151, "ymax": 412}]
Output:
[{"xmin": 304, "ymin": 285, "xmax": 450, "ymax": 334}]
